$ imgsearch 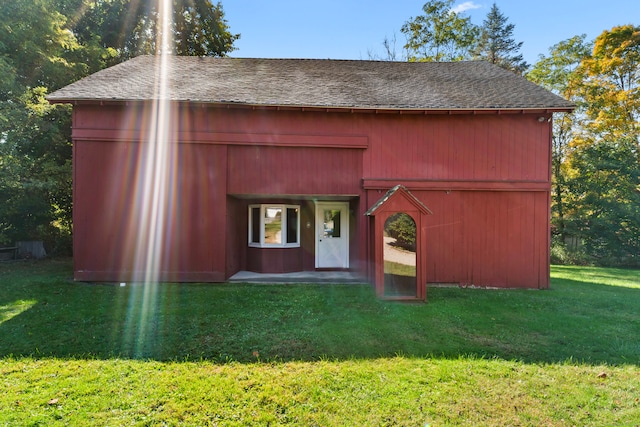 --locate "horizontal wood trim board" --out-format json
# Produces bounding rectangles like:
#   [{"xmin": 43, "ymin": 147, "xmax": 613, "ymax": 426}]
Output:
[
  {"xmin": 362, "ymin": 179, "xmax": 550, "ymax": 192},
  {"xmin": 72, "ymin": 129, "xmax": 369, "ymax": 149}
]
